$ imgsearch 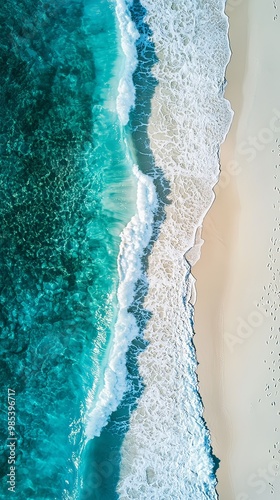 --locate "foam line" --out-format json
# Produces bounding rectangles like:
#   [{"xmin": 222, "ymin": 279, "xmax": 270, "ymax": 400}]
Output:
[
  {"xmin": 85, "ymin": 165, "xmax": 157, "ymax": 438},
  {"xmin": 115, "ymin": 0, "xmax": 139, "ymax": 125}
]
